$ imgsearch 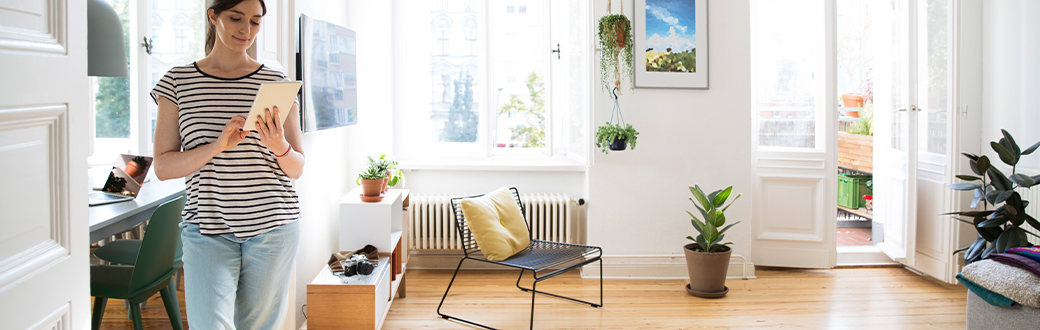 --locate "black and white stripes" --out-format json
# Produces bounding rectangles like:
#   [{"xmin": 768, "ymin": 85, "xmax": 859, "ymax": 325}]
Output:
[{"xmin": 151, "ymin": 63, "xmax": 299, "ymax": 238}]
